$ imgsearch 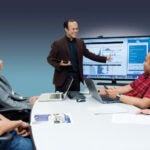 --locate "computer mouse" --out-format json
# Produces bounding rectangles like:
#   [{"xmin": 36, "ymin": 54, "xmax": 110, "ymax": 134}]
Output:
[{"xmin": 76, "ymin": 98, "xmax": 86, "ymax": 102}]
